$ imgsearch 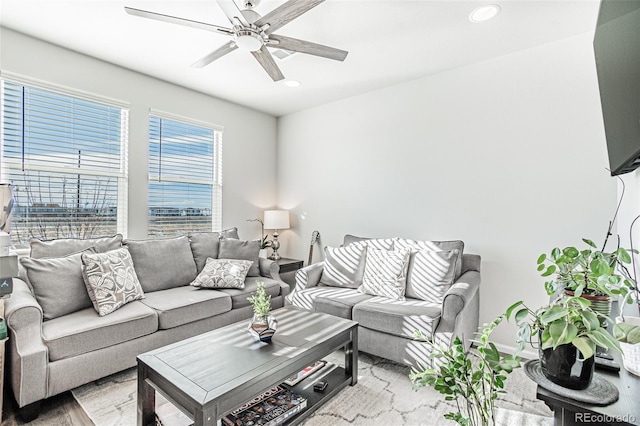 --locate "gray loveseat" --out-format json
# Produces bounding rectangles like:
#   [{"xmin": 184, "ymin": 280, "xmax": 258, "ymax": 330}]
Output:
[
  {"xmin": 286, "ymin": 234, "xmax": 480, "ymax": 366},
  {"xmin": 4, "ymin": 229, "xmax": 288, "ymax": 420}
]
